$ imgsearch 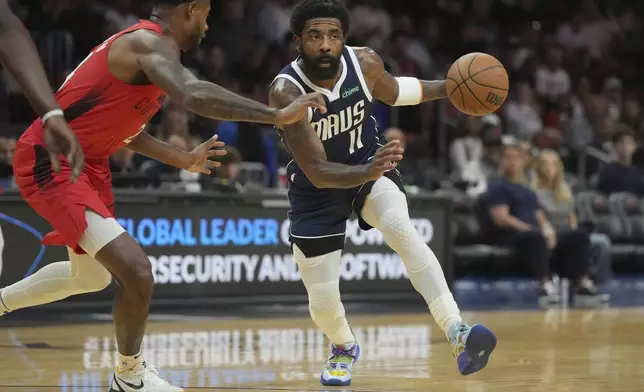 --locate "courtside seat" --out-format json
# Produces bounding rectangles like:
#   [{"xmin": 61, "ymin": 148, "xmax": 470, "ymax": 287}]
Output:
[
  {"xmin": 452, "ymin": 195, "xmax": 515, "ymax": 273},
  {"xmin": 608, "ymin": 193, "xmax": 644, "ymax": 244}
]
